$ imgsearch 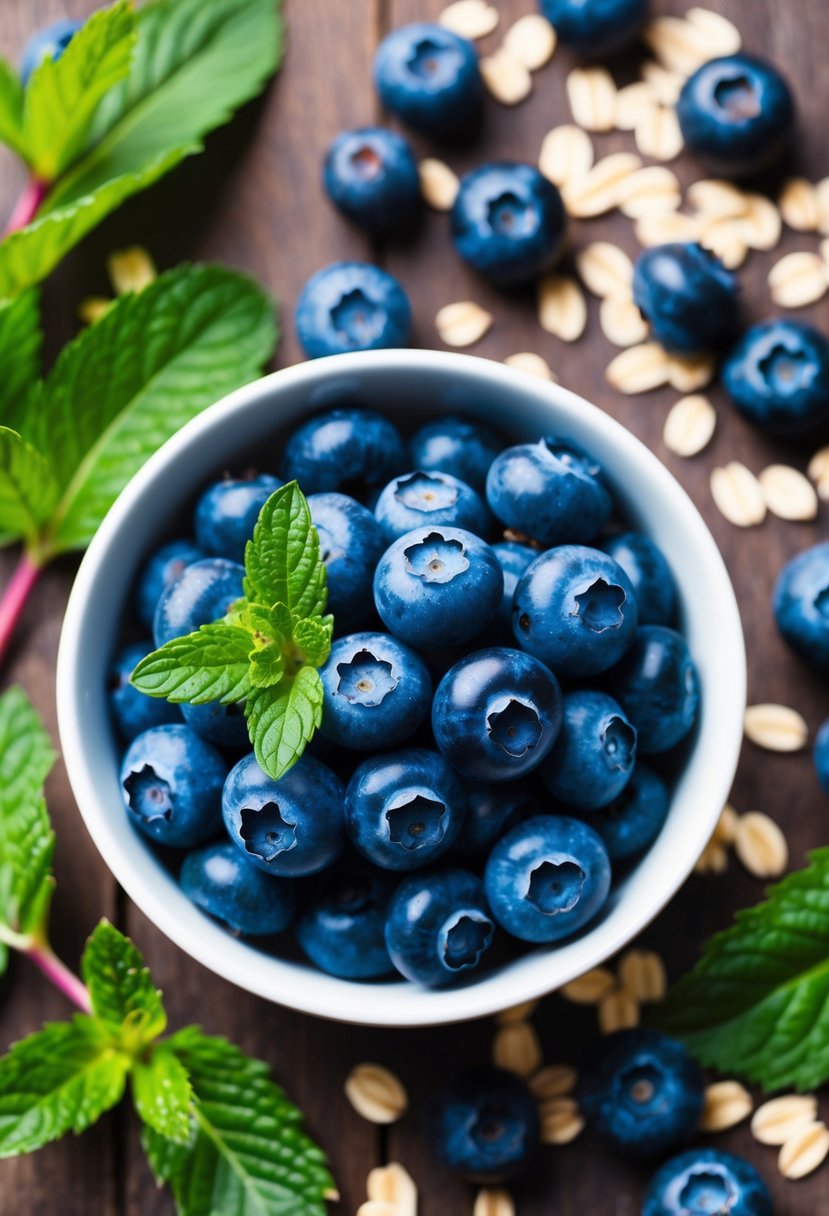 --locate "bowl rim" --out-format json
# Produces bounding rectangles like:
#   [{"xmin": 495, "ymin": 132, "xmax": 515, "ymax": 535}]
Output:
[{"xmin": 56, "ymin": 348, "xmax": 746, "ymax": 1027}]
